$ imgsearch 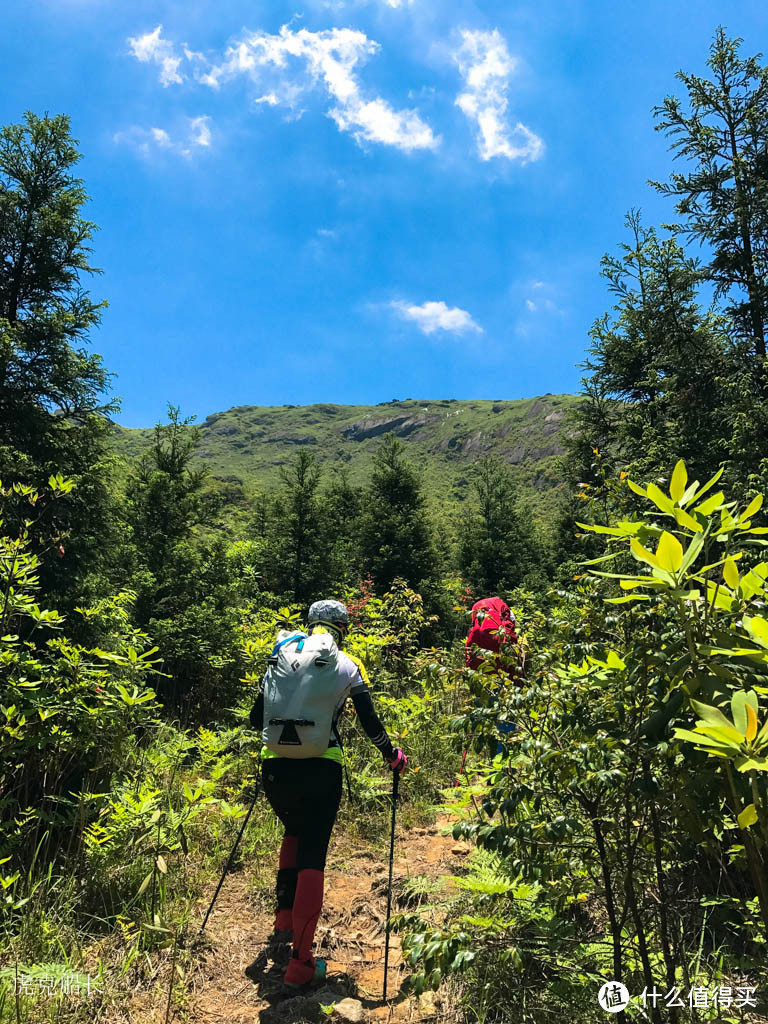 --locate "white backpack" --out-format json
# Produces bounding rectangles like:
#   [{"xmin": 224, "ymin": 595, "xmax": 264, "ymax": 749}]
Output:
[{"xmin": 262, "ymin": 630, "xmax": 346, "ymax": 758}]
